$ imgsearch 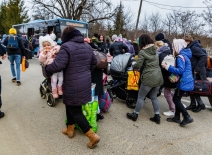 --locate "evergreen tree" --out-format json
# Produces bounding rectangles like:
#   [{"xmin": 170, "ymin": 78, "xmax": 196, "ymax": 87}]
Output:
[
  {"xmin": 0, "ymin": 0, "xmax": 29, "ymax": 34},
  {"xmin": 0, "ymin": 1, "xmax": 7, "ymax": 34},
  {"xmin": 113, "ymin": 2, "xmax": 126, "ymax": 37}
]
